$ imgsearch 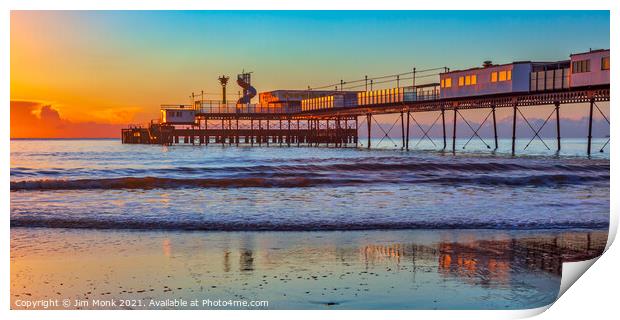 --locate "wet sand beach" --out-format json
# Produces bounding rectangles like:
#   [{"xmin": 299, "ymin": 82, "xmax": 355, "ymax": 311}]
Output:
[{"xmin": 11, "ymin": 228, "xmax": 607, "ymax": 310}]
